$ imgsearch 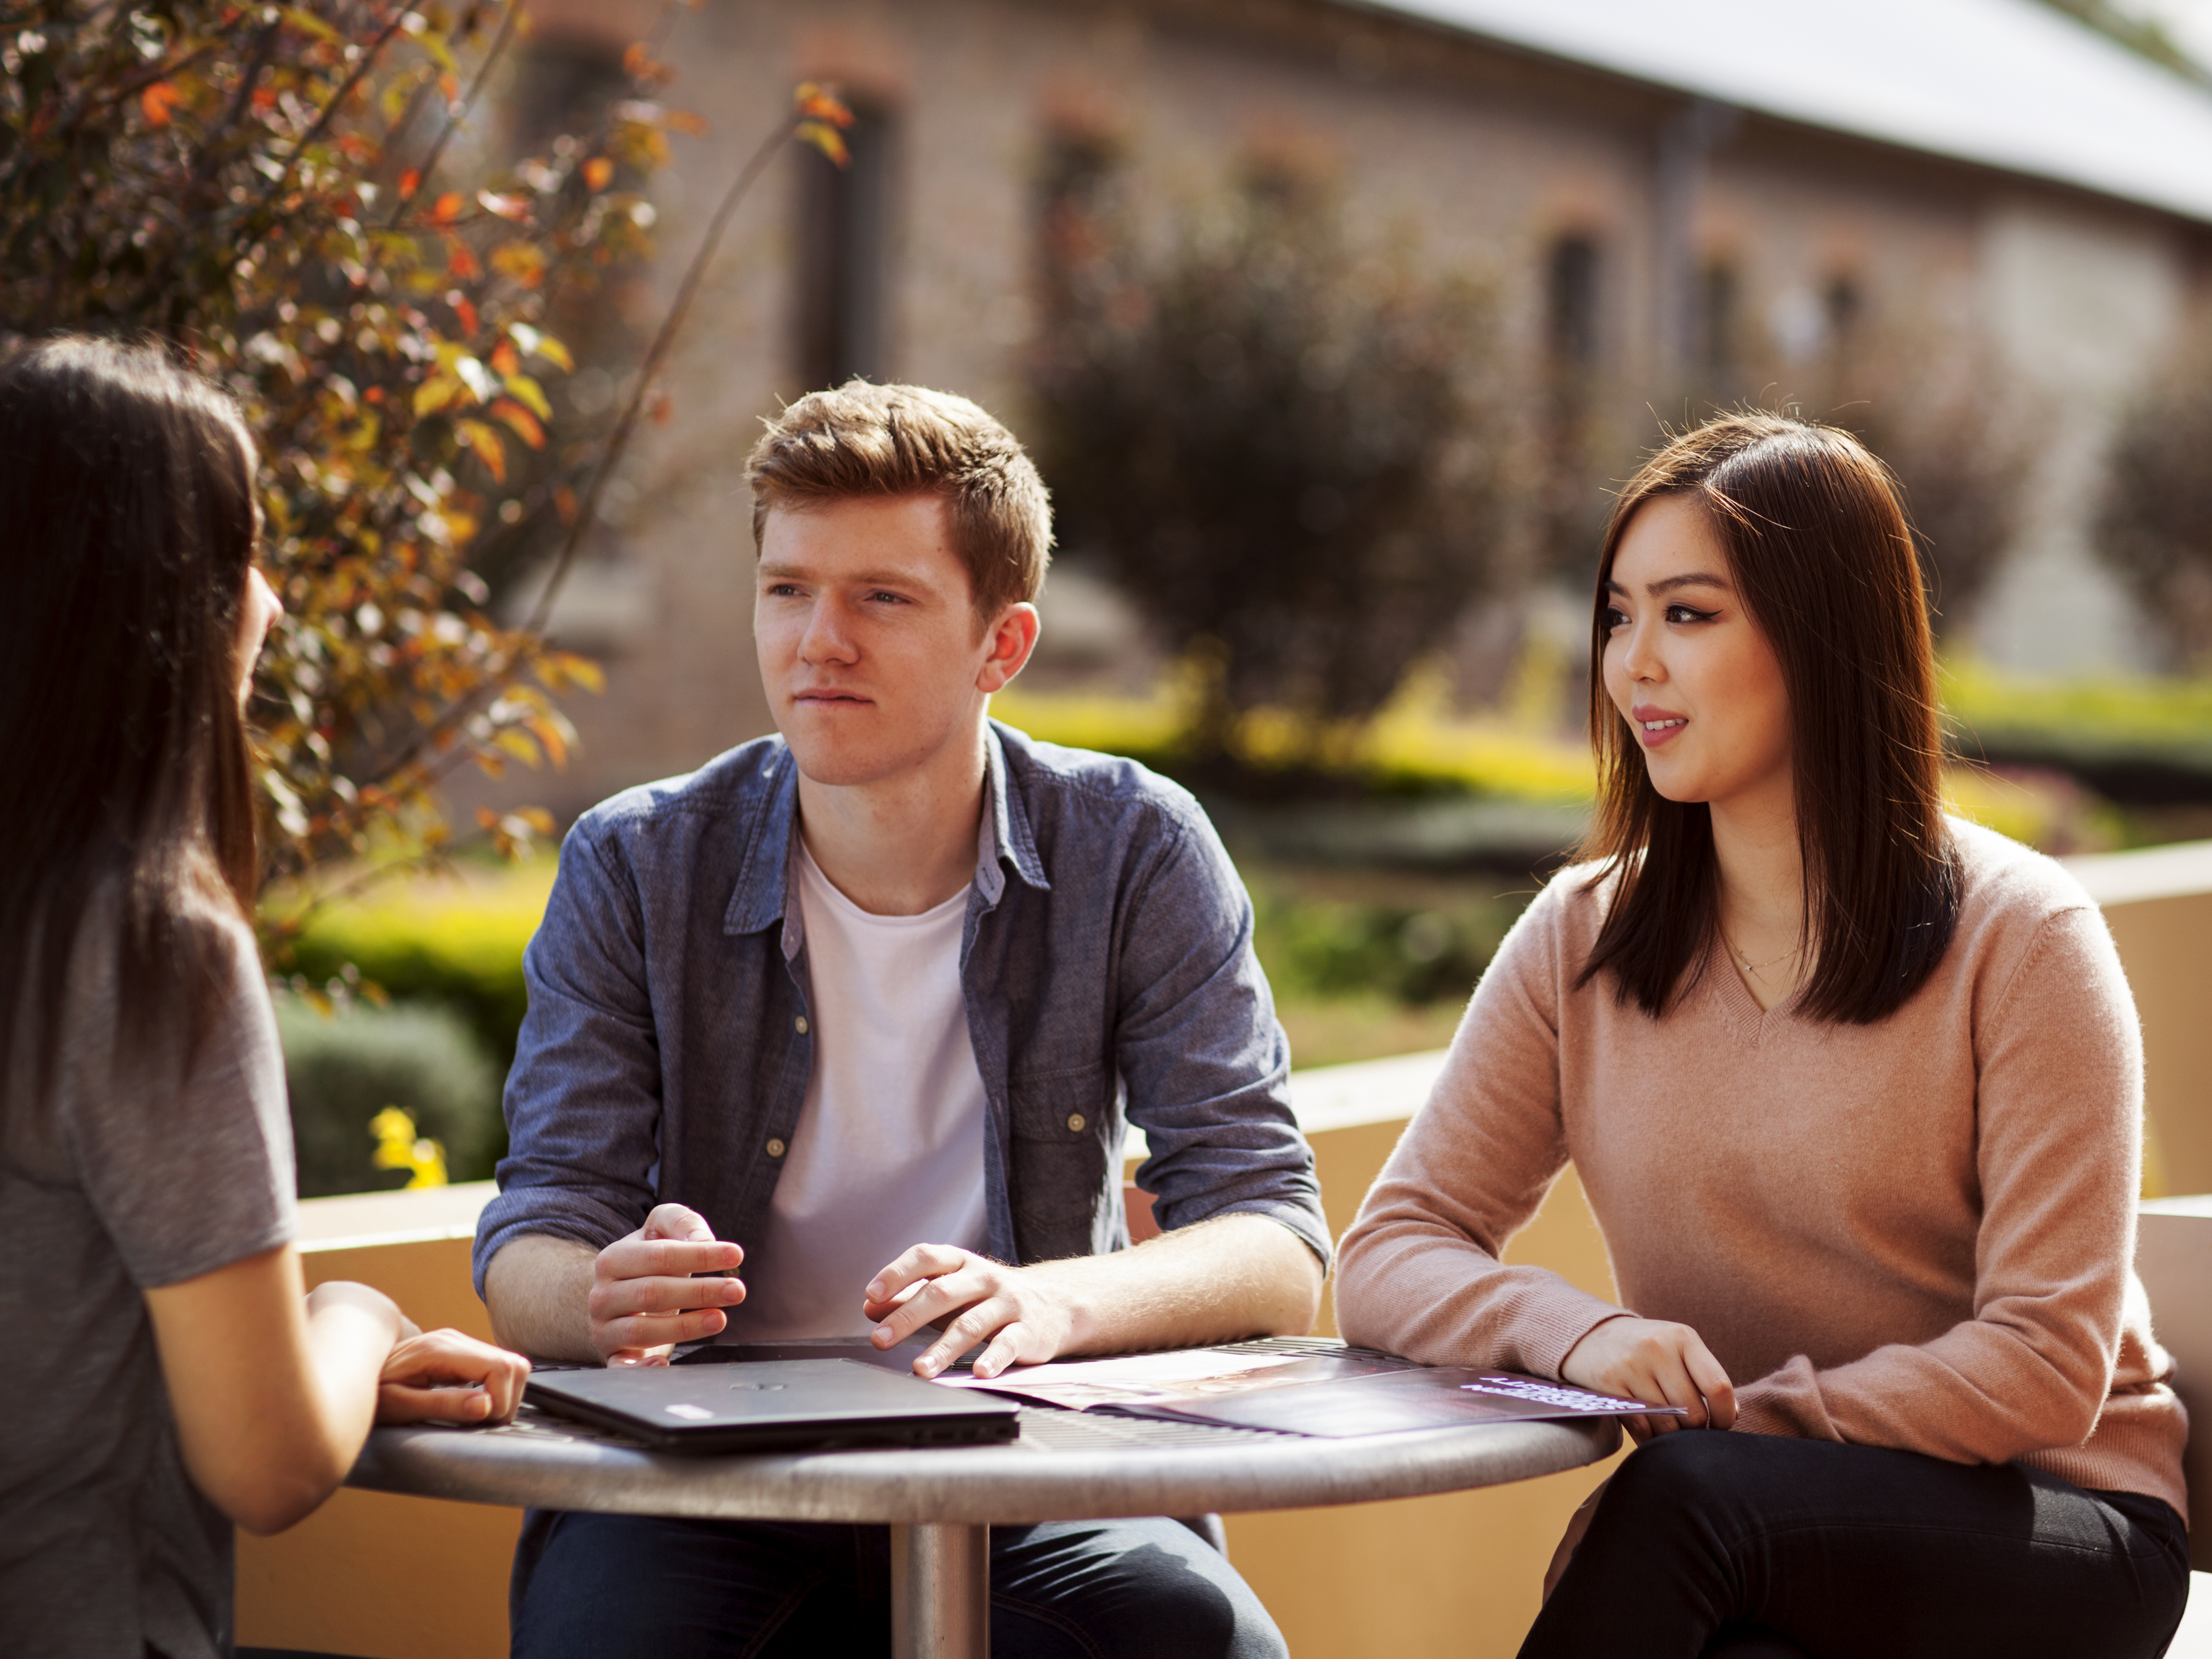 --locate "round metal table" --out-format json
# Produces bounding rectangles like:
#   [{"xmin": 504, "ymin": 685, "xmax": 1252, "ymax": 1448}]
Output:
[{"xmin": 351, "ymin": 1392, "xmax": 1615, "ymax": 1658}]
